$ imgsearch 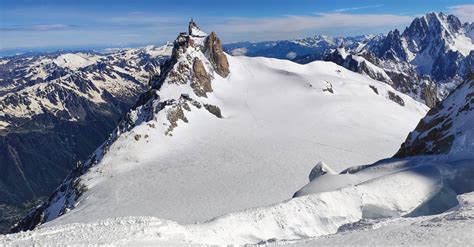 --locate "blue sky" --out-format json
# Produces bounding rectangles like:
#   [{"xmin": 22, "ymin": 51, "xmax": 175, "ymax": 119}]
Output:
[{"xmin": 1, "ymin": 0, "xmax": 473, "ymax": 54}]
